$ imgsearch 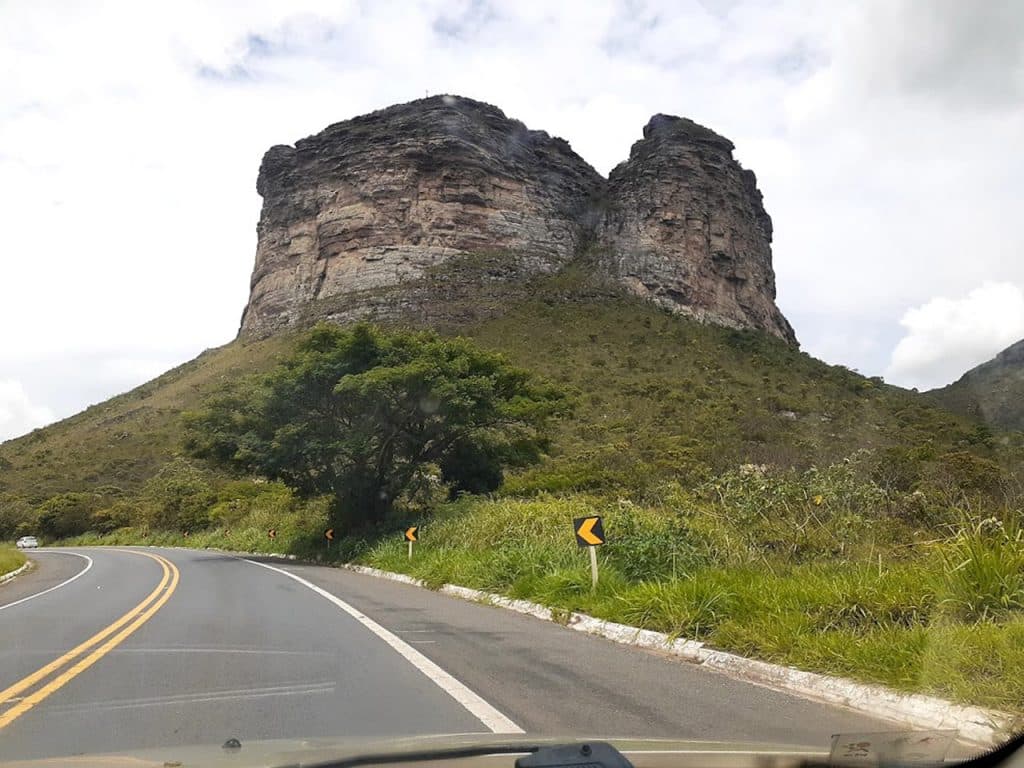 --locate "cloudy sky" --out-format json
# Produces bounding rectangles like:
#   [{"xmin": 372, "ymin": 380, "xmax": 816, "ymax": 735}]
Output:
[{"xmin": 1, "ymin": 0, "xmax": 1022, "ymax": 442}]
